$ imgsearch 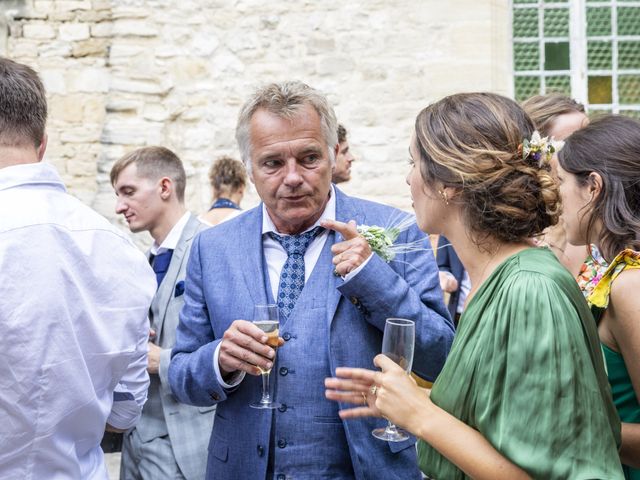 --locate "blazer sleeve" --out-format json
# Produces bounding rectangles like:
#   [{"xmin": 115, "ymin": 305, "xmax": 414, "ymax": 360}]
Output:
[
  {"xmin": 169, "ymin": 234, "xmax": 228, "ymax": 407},
  {"xmin": 436, "ymin": 235, "xmax": 453, "ymax": 274},
  {"xmin": 338, "ymin": 224, "xmax": 455, "ymax": 382}
]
